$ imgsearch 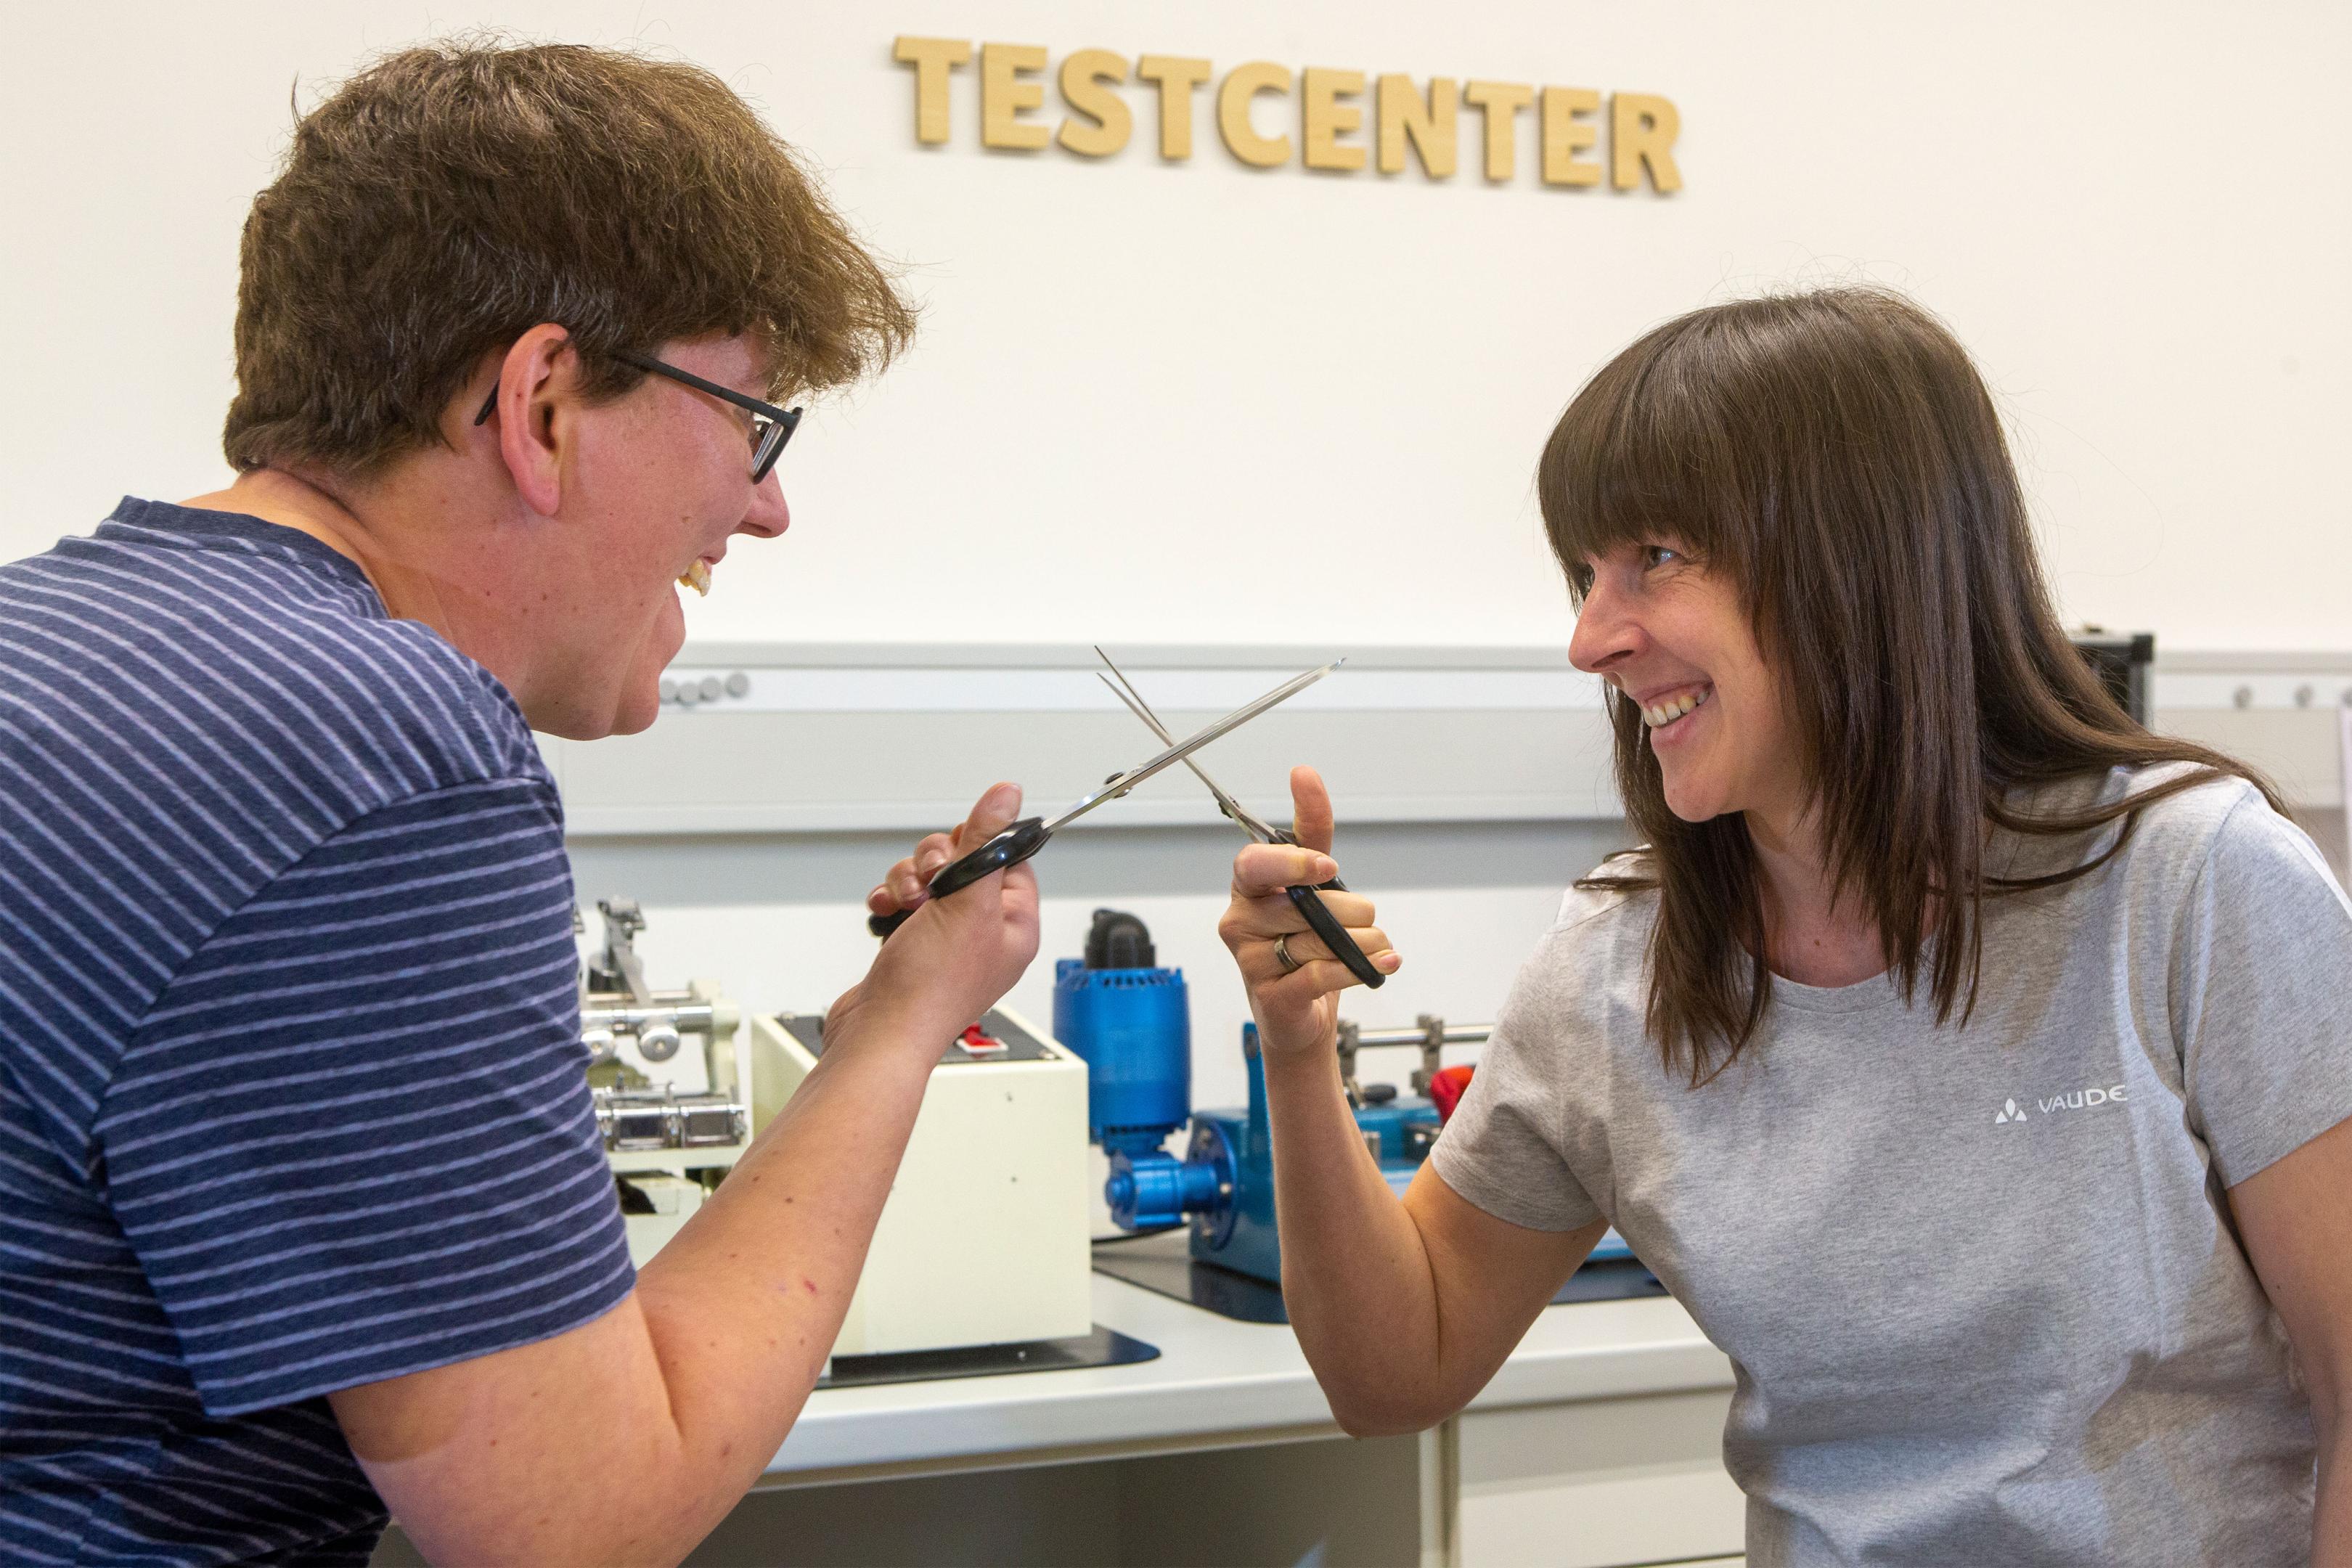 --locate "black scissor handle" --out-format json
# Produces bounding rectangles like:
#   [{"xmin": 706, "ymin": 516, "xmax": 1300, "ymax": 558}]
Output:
[
  {"xmin": 867, "ymin": 817, "xmax": 1052, "ymax": 939},
  {"xmin": 1286, "ymin": 882, "xmax": 1387, "ymax": 989},
  {"xmin": 1261, "ymin": 829, "xmax": 1384, "ymax": 989},
  {"xmin": 932, "ymin": 816, "xmax": 1051, "ymax": 896}
]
